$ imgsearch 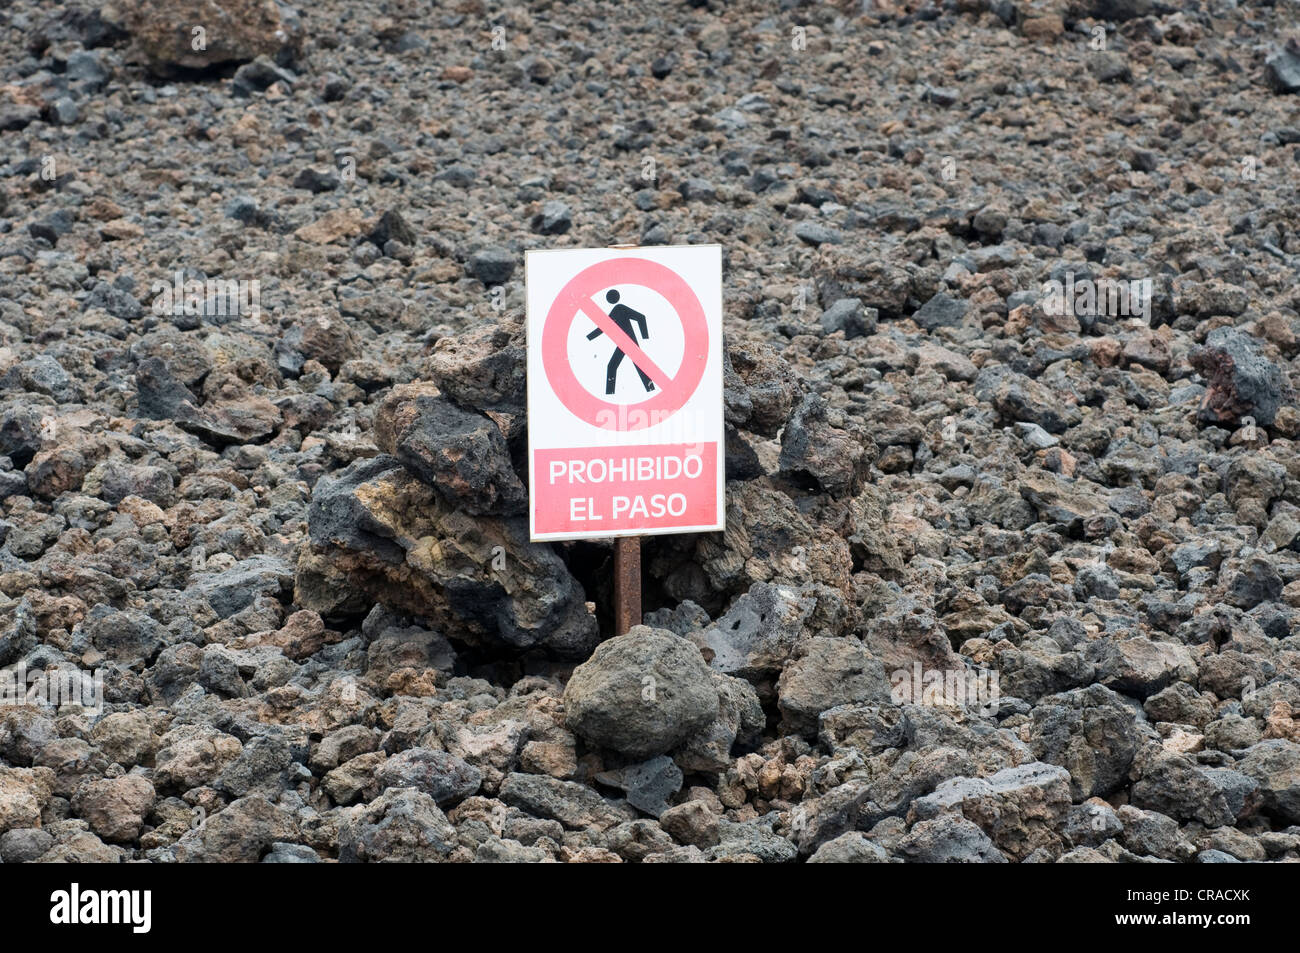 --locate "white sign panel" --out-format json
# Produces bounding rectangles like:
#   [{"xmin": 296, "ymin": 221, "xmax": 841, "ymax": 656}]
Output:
[{"xmin": 526, "ymin": 244, "xmax": 725, "ymax": 541}]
